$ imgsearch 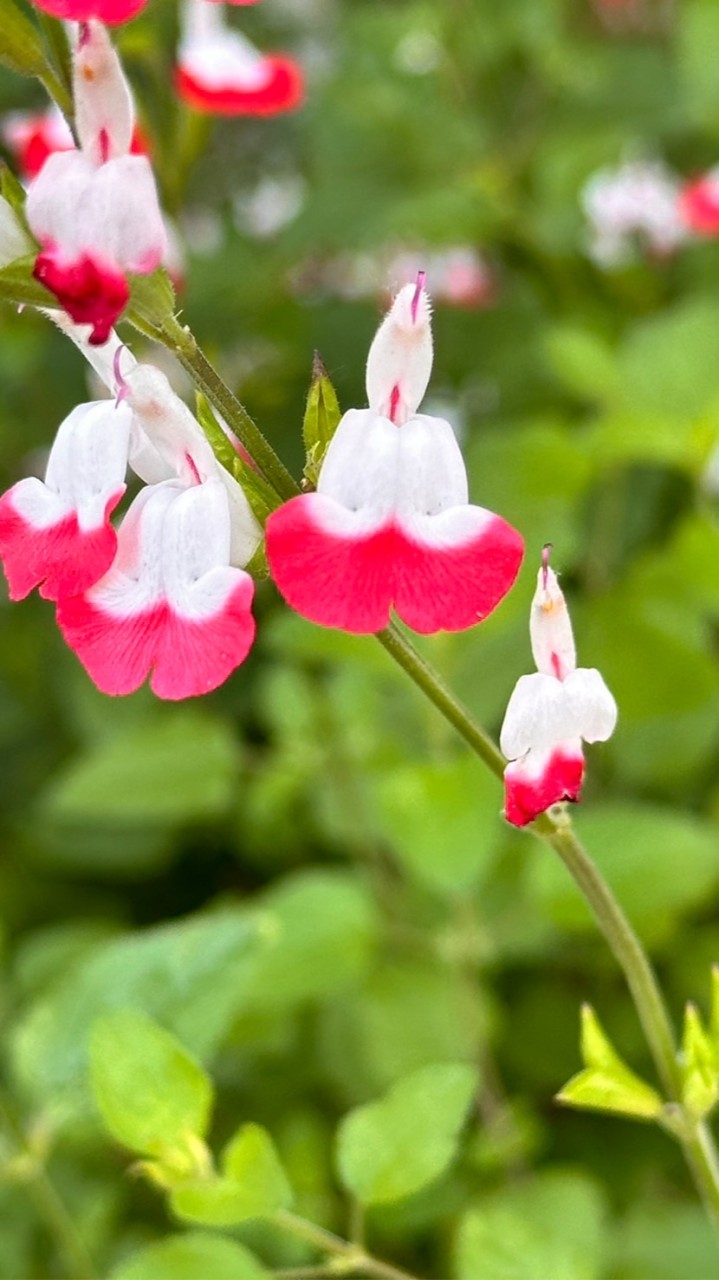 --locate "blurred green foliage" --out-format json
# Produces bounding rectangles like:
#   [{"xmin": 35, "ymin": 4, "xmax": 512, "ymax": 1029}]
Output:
[{"xmin": 2, "ymin": 0, "xmax": 719, "ymax": 1276}]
